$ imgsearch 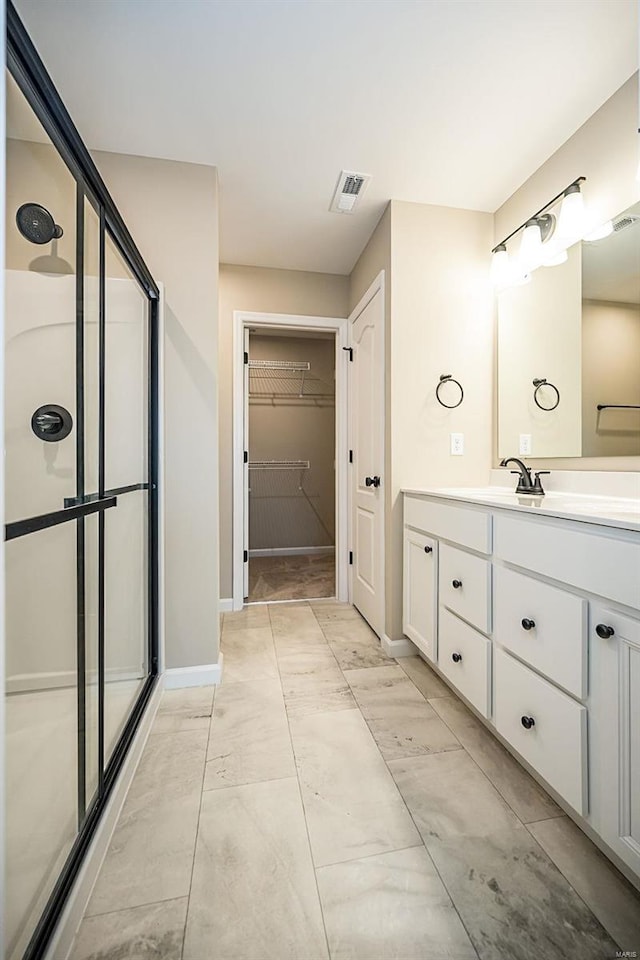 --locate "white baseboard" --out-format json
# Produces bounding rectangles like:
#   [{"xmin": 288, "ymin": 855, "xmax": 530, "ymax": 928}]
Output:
[
  {"xmin": 44, "ymin": 679, "xmax": 163, "ymax": 960},
  {"xmin": 382, "ymin": 634, "xmax": 417, "ymax": 658},
  {"xmin": 249, "ymin": 546, "xmax": 334, "ymax": 558},
  {"xmin": 219, "ymin": 598, "xmax": 234, "ymax": 613},
  {"xmin": 163, "ymin": 656, "xmax": 223, "ymax": 690}
]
